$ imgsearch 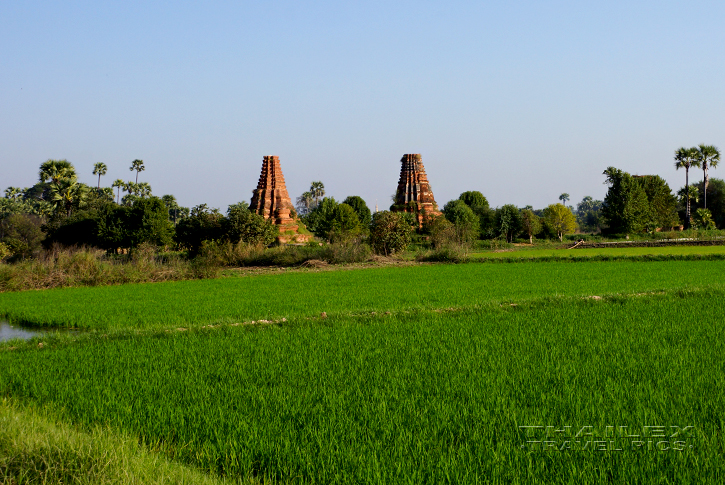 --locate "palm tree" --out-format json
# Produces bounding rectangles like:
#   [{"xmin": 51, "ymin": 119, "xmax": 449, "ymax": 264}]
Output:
[
  {"xmin": 559, "ymin": 193, "xmax": 570, "ymax": 205},
  {"xmin": 48, "ymin": 175, "xmax": 88, "ymax": 217},
  {"xmin": 4, "ymin": 187, "xmax": 22, "ymax": 201},
  {"xmin": 130, "ymin": 159, "xmax": 145, "ymax": 183},
  {"xmin": 111, "ymin": 179, "xmax": 125, "ymax": 204},
  {"xmin": 161, "ymin": 195, "xmax": 180, "ymax": 224},
  {"xmin": 296, "ymin": 191, "xmax": 314, "ymax": 215},
  {"xmin": 674, "ymin": 147, "xmax": 701, "ymax": 226},
  {"xmin": 310, "ymin": 181, "xmax": 325, "ymax": 206},
  {"xmin": 695, "ymin": 144, "xmax": 720, "ymax": 209},
  {"xmin": 137, "ymin": 182, "xmax": 152, "ymax": 198},
  {"xmin": 92, "ymin": 162, "xmax": 108, "ymax": 189},
  {"xmin": 39, "ymin": 159, "xmax": 75, "ymax": 184}
]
